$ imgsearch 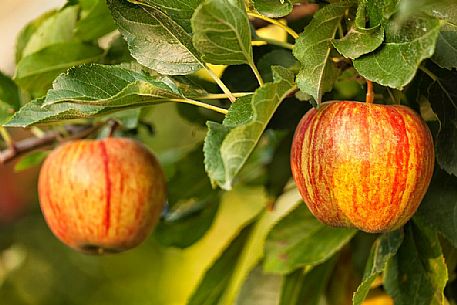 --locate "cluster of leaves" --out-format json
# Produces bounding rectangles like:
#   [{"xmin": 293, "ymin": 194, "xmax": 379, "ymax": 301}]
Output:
[{"xmin": 1, "ymin": 0, "xmax": 457, "ymax": 304}]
